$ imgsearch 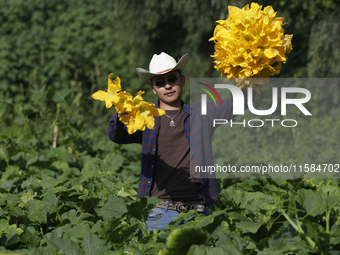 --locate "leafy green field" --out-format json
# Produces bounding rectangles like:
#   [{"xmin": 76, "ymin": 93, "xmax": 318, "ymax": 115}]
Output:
[
  {"xmin": 1, "ymin": 115, "xmax": 340, "ymax": 254},
  {"xmin": 1, "ymin": 0, "xmax": 340, "ymax": 254}
]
